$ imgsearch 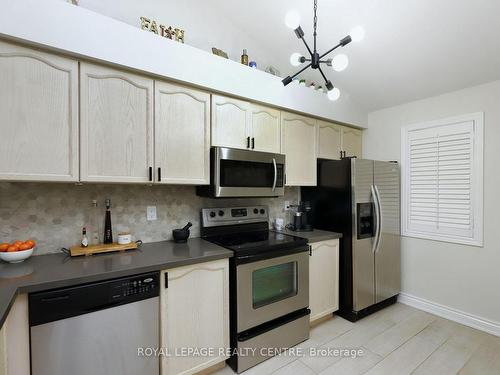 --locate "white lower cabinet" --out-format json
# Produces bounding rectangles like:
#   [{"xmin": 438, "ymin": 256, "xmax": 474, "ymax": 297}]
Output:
[
  {"xmin": 0, "ymin": 320, "xmax": 5, "ymax": 375},
  {"xmin": 160, "ymin": 259, "xmax": 230, "ymax": 375},
  {"xmin": 309, "ymin": 239, "xmax": 339, "ymax": 322},
  {"xmin": 0, "ymin": 294, "xmax": 30, "ymax": 375}
]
